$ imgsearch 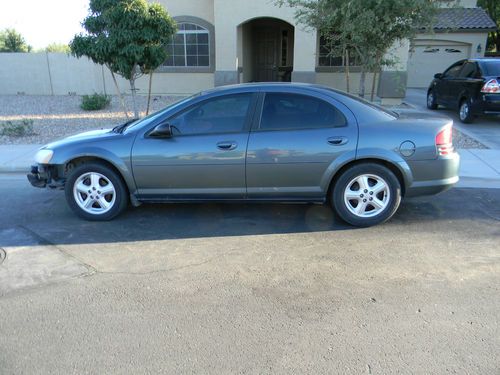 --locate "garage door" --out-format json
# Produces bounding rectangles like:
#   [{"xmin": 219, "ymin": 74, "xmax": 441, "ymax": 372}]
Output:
[{"xmin": 407, "ymin": 42, "xmax": 470, "ymax": 88}]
